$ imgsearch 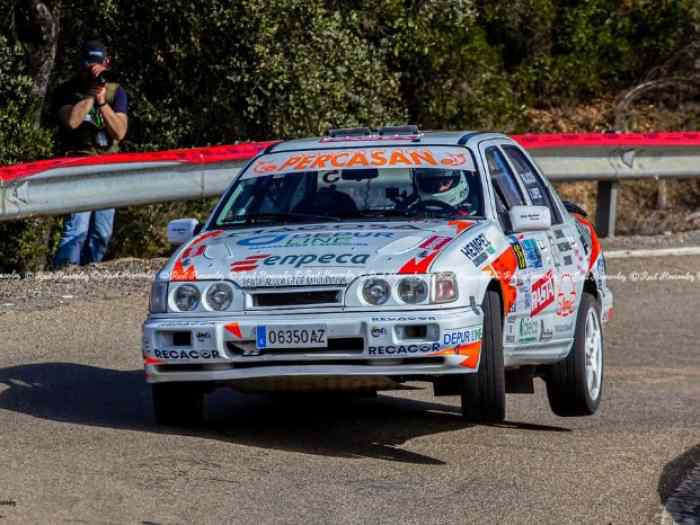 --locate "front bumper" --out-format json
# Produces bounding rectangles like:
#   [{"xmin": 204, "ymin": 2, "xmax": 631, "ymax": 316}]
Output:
[{"xmin": 142, "ymin": 307, "xmax": 484, "ymax": 384}]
